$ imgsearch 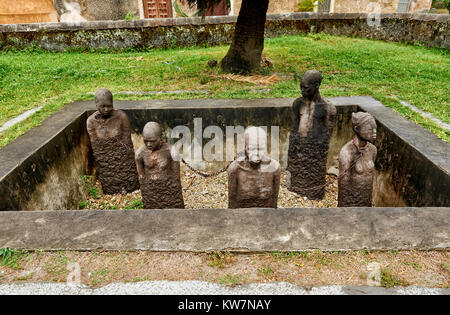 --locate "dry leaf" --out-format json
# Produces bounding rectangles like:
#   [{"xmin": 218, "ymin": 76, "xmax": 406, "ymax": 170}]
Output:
[{"xmin": 213, "ymin": 74, "xmax": 280, "ymax": 86}]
